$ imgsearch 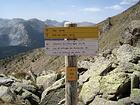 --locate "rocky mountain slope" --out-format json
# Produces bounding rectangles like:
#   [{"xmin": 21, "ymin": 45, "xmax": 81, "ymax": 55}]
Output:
[
  {"xmin": 0, "ymin": 44, "xmax": 140, "ymax": 105},
  {"xmin": 98, "ymin": 1, "xmax": 140, "ymax": 52}
]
